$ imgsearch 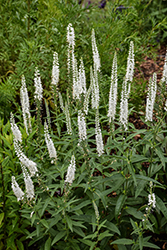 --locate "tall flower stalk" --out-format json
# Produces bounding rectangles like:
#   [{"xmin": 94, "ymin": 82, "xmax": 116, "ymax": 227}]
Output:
[
  {"xmin": 95, "ymin": 109, "xmax": 104, "ymax": 156},
  {"xmin": 34, "ymin": 67, "xmax": 43, "ymax": 137},
  {"xmin": 44, "ymin": 121, "xmax": 57, "ymax": 164},
  {"xmin": 65, "ymin": 155, "xmax": 76, "ymax": 185},
  {"xmin": 20, "ymin": 75, "xmax": 32, "ymax": 135},
  {"xmin": 145, "ymin": 73, "xmax": 157, "ymax": 122},
  {"xmin": 119, "ymin": 41, "xmax": 135, "ymax": 130},
  {"xmin": 11, "ymin": 176, "xmax": 25, "ymax": 202},
  {"xmin": 78, "ymin": 110, "xmax": 87, "ymax": 144},
  {"xmin": 108, "ymin": 52, "xmax": 118, "ymax": 123},
  {"xmin": 10, "ymin": 113, "xmax": 22, "ymax": 143}
]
